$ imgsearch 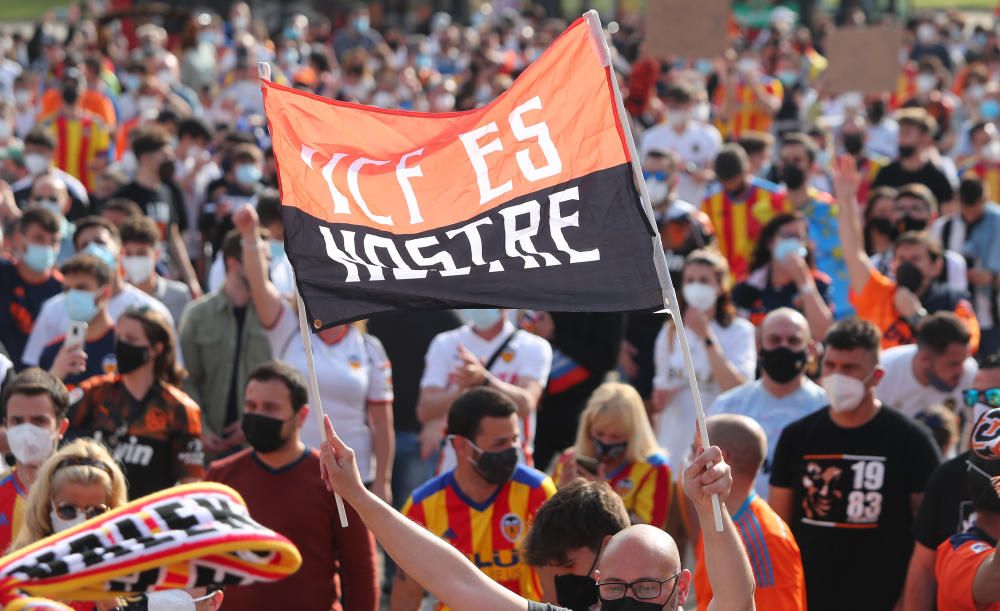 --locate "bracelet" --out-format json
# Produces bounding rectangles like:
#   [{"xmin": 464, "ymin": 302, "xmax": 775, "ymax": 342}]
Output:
[{"xmin": 798, "ymin": 283, "xmax": 816, "ymax": 295}]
